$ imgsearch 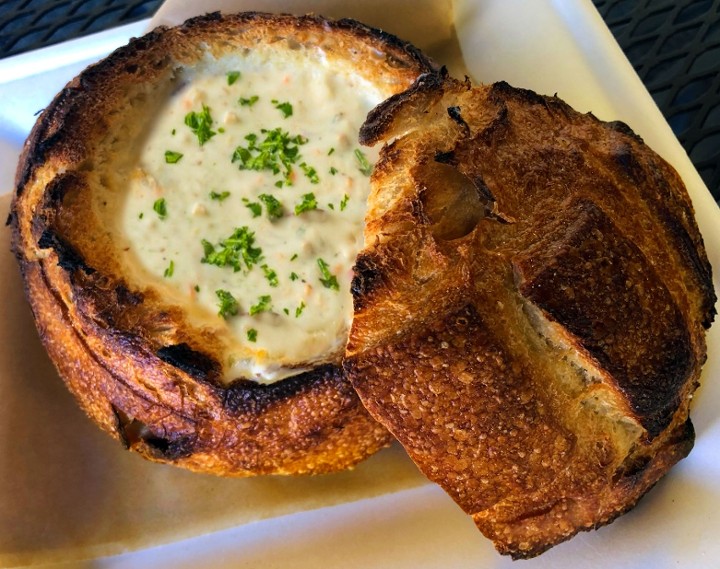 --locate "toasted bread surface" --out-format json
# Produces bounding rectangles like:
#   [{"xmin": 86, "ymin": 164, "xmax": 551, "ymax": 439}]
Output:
[
  {"xmin": 11, "ymin": 12, "xmax": 434, "ymax": 476},
  {"xmin": 345, "ymin": 71, "xmax": 715, "ymax": 557}
]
